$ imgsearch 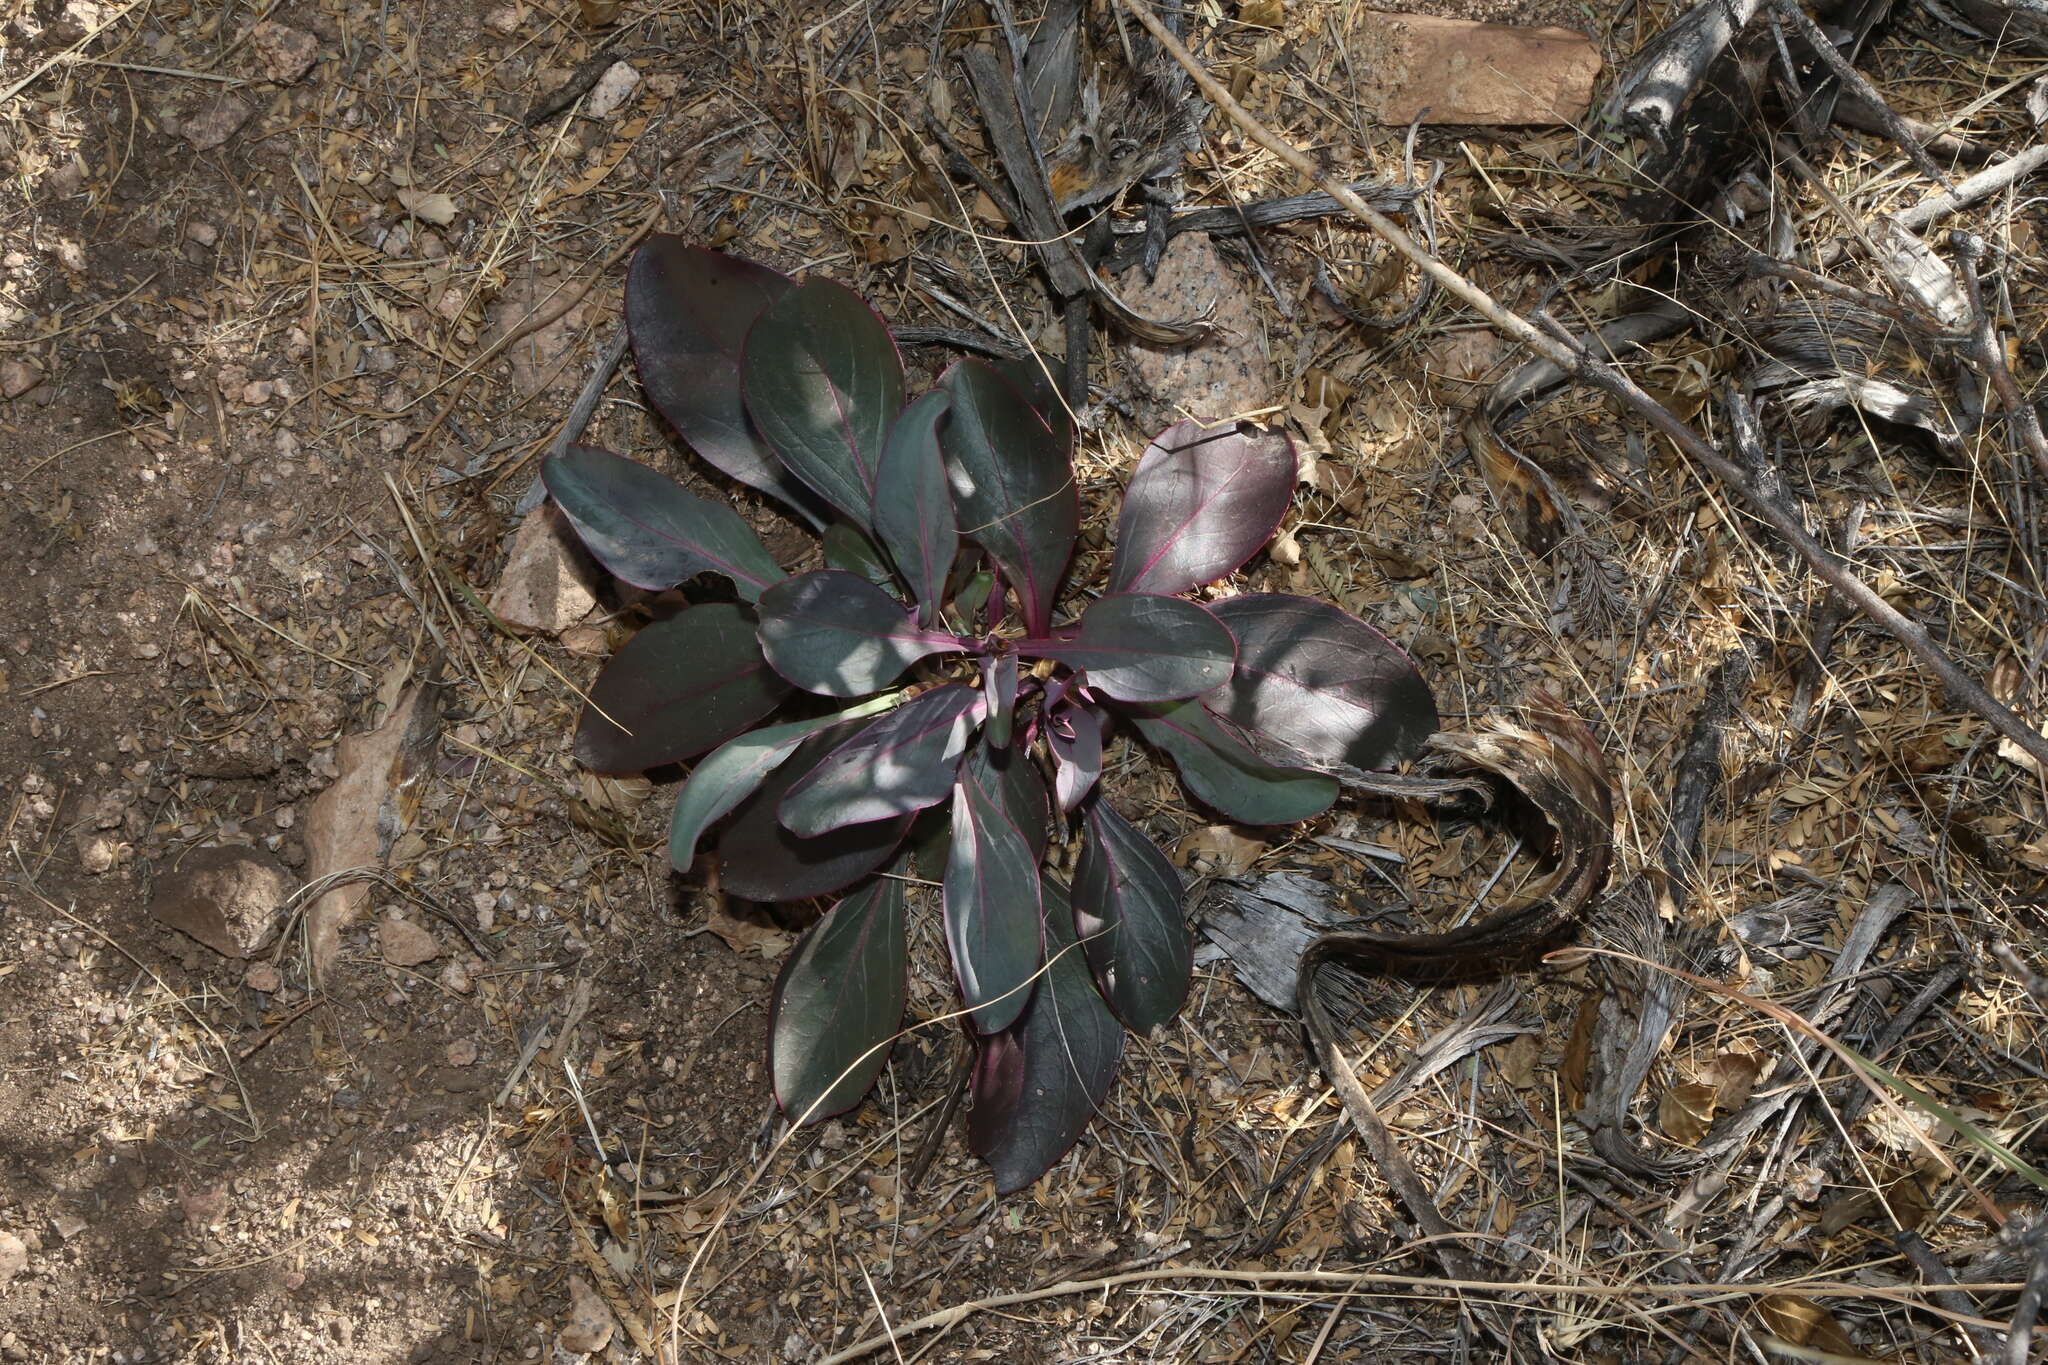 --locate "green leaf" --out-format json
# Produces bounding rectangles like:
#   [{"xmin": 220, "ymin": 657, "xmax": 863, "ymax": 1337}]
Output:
[
  {"xmin": 543, "ymin": 445, "xmax": 786, "ymax": 600},
  {"xmin": 872, "ymin": 391, "xmax": 959, "ymax": 627},
  {"xmin": 668, "ymin": 695, "xmax": 902, "ymax": 872},
  {"xmin": 822, "ymin": 522, "xmax": 895, "ymax": 588},
  {"xmin": 770, "ymin": 873, "xmax": 907, "ymax": 1123},
  {"xmin": 968, "ymin": 876, "xmax": 1124, "ymax": 1195},
  {"xmin": 742, "ymin": 276, "xmax": 904, "ymax": 532},
  {"xmin": 1073, "ymin": 798, "xmax": 1190, "ymax": 1032},
  {"xmin": 756, "ymin": 570, "xmax": 966, "ymax": 697},
  {"xmin": 944, "ymin": 764, "xmax": 1044, "ymax": 1034},
  {"xmin": 1126, "ymin": 698, "xmax": 1338, "ymax": 825},
  {"xmin": 779, "ymin": 684, "xmax": 982, "ymax": 836},
  {"xmin": 1022, "ymin": 593, "xmax": 1235, "ymax": 702},
  {"xmin": 574, "ymin": 605, "xmax": 791, "ymax": 773}
]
